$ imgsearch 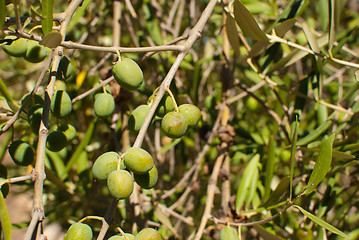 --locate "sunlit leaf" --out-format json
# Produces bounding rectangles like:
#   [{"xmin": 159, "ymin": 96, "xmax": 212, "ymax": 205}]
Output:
[
  {"xmin": 263, "ymin": 176, "xmax": 290, "ymax": 207},
  {"xmin": 0, "ymin": 191, "xmax": 11, "ymax": 240},
  {"xmin": 294, "ymin": 205, "xmax": 350, "ymax": 239},
  {"xmin": 226, "ymin": 14, "xmax": 240, "ymax": 56},
  {"xmin": 233, "ymin": 0, "xmax": 268, "ymax": 41},
  {"xmin": 274, "ymin": 18, "xmax": 297, "ymax": 37},
  {"xmin": 305, "ymin": 134, "xmax": 335, "ymax": 194},
  {"xmin": 41, "ymin": 0, "xmax": 54, "ymax": 36},
  {"xmin": 236, "ymin": 154, "xmax": 260, "ymax": 212},
  {"xmin": 264, "ymin": 136, "xmax": 276, "ymax": 201},
  {"xmin": 296, "ymin": 120, "xmax": 332, "ymax": 146}
]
